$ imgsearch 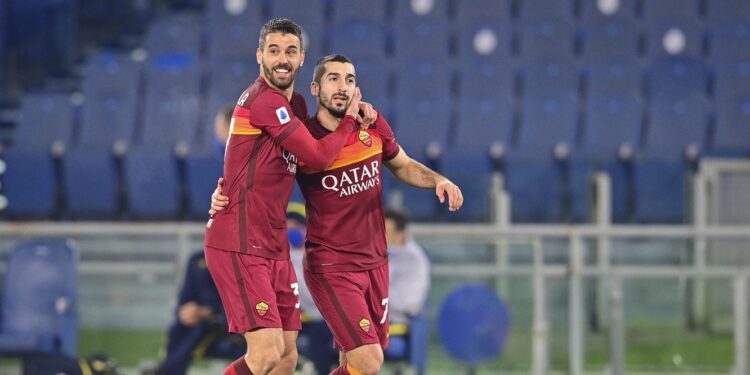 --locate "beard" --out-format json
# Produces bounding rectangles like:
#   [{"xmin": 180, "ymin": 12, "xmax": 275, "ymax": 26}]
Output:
[
  {"xmin": 261, "ymin": 60, "xmax": 299, "ymax": 90},
  {"xmin": 318, "ymin": 91, "xmax": 351, "ymax": 119}
]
